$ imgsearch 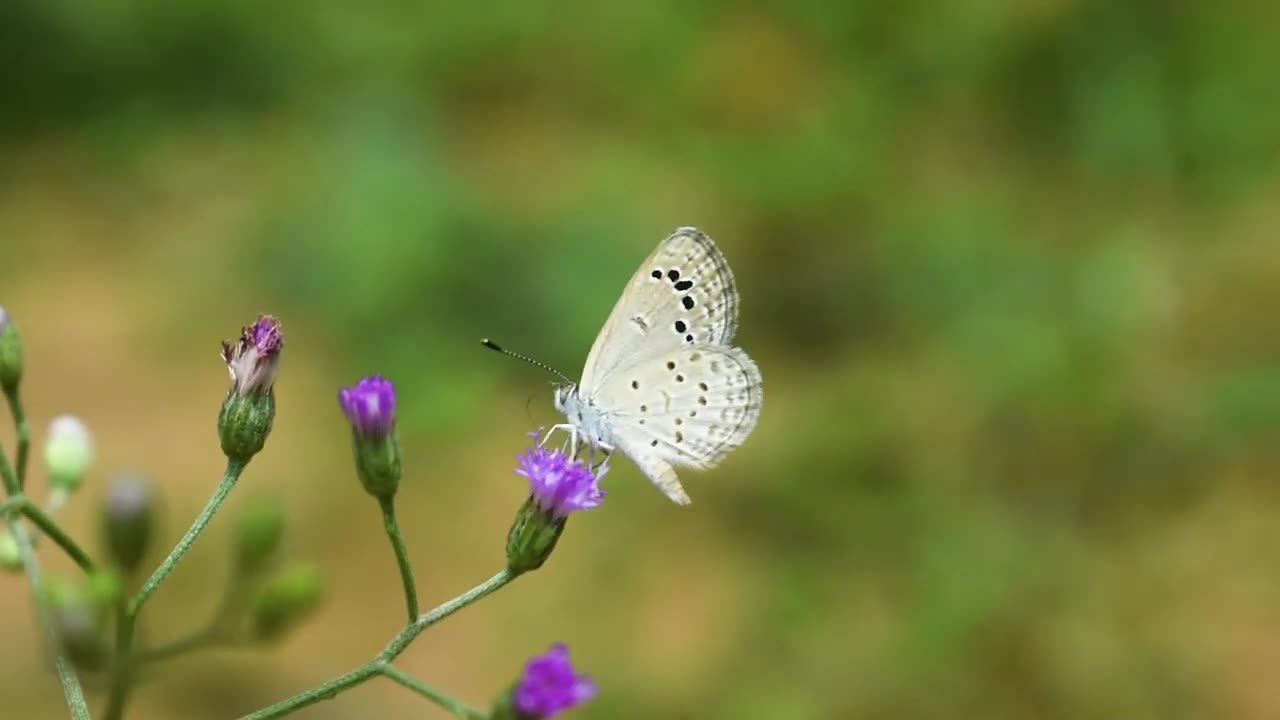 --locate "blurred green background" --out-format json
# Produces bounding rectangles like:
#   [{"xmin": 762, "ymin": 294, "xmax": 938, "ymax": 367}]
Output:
[{"xmin": 2, "ymin": 1, "xmax": 1280, "ymax": 718}]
